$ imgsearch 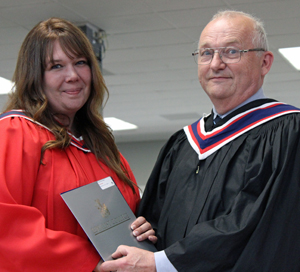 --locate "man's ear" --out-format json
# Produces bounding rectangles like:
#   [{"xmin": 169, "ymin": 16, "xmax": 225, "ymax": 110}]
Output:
[{"xmin": 261, "ymin": 51, "xmax": 274, "ymax": 76}]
